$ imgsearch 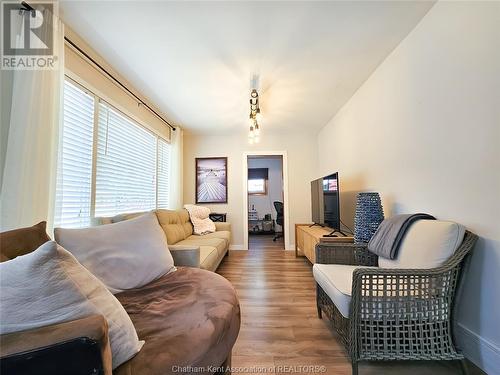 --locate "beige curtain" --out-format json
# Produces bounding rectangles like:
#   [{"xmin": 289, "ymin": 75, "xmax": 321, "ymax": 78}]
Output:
[
  {"xmin": 169, "ymin": 127, "xmax": 184, "ymax": 209},
  {"xmin": 0, "ymin": 10, "xmax": 64, "ymax": 231}
]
